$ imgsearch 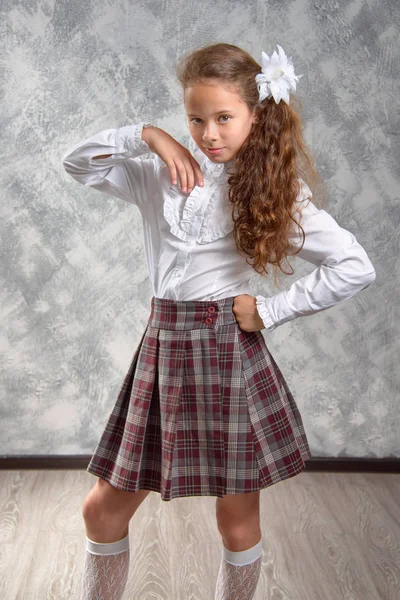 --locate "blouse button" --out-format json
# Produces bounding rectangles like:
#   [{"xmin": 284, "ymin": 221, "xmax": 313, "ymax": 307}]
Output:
[
  {"xmin": 207, "ymin": 306, "xmax": 216, "ymax": 313},
  {"xmin": 205, "ymin": 317, "xmax": 213, "ymax": 325}
]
